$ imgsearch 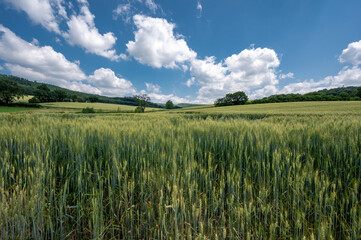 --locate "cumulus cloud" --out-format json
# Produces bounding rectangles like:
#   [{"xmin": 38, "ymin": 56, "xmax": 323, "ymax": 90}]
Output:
[
  {"xmin": 142, "ymin": 81, "xmax": 190, "ymax": 104},
  {"xmin": 186, "ymin": 77, "xmax": 196, "ymax": 87},
  {"xmin": 4, "ymin": 0, "xmax": 66, "ymax": 34},
  {"xmin": 339, "ymin": 40, "xmax": 361, "ymax": 65},
  {"xmin": 279, "ymin": 72, "xmax": 294, "ymax": 79},
  {"xmin": 278, "ymin": 79, "xmax": 330, "ymax": 95},
  {"xmin": 327, "ymin": 66, "xmax": 361, "ymax": 87},
  {"xmin": 63, "ymin": 2, "xmax": 124, "ymax": 61},
  {"xmin": 126, "ymin": 15, "xmax": 197, "ymax": 69},
  {"xmin": 88, "ymin": 68, "xmax": 136, "ymax": 96},
  {"xmin": 190, "ymin": 47, "xmax": 280, "ymax": 102},
  {"xmin": 66, "ymin": 81, "xmax": 101, "ymax": 95},
  {"xmin": 278, "ymin": 41, "xmax": 361, "ymax": 96},
  {"xmin": 146, "ymin": 92, "xmax": 190, "ymax": 104},
  {"xmin": 6, "ymin": 0, "xmax": 123, "ymax": 61},
  {"xmin": 145, "ymin": 82, "xmax": 161, "ymax": 93},
  {"xmin": 0, "ymin": 25, "xmax": 136, "ymax": 97},
  {"xmin": 0, "ymin": 25, "xmax": 86, "ymax": 84}
]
